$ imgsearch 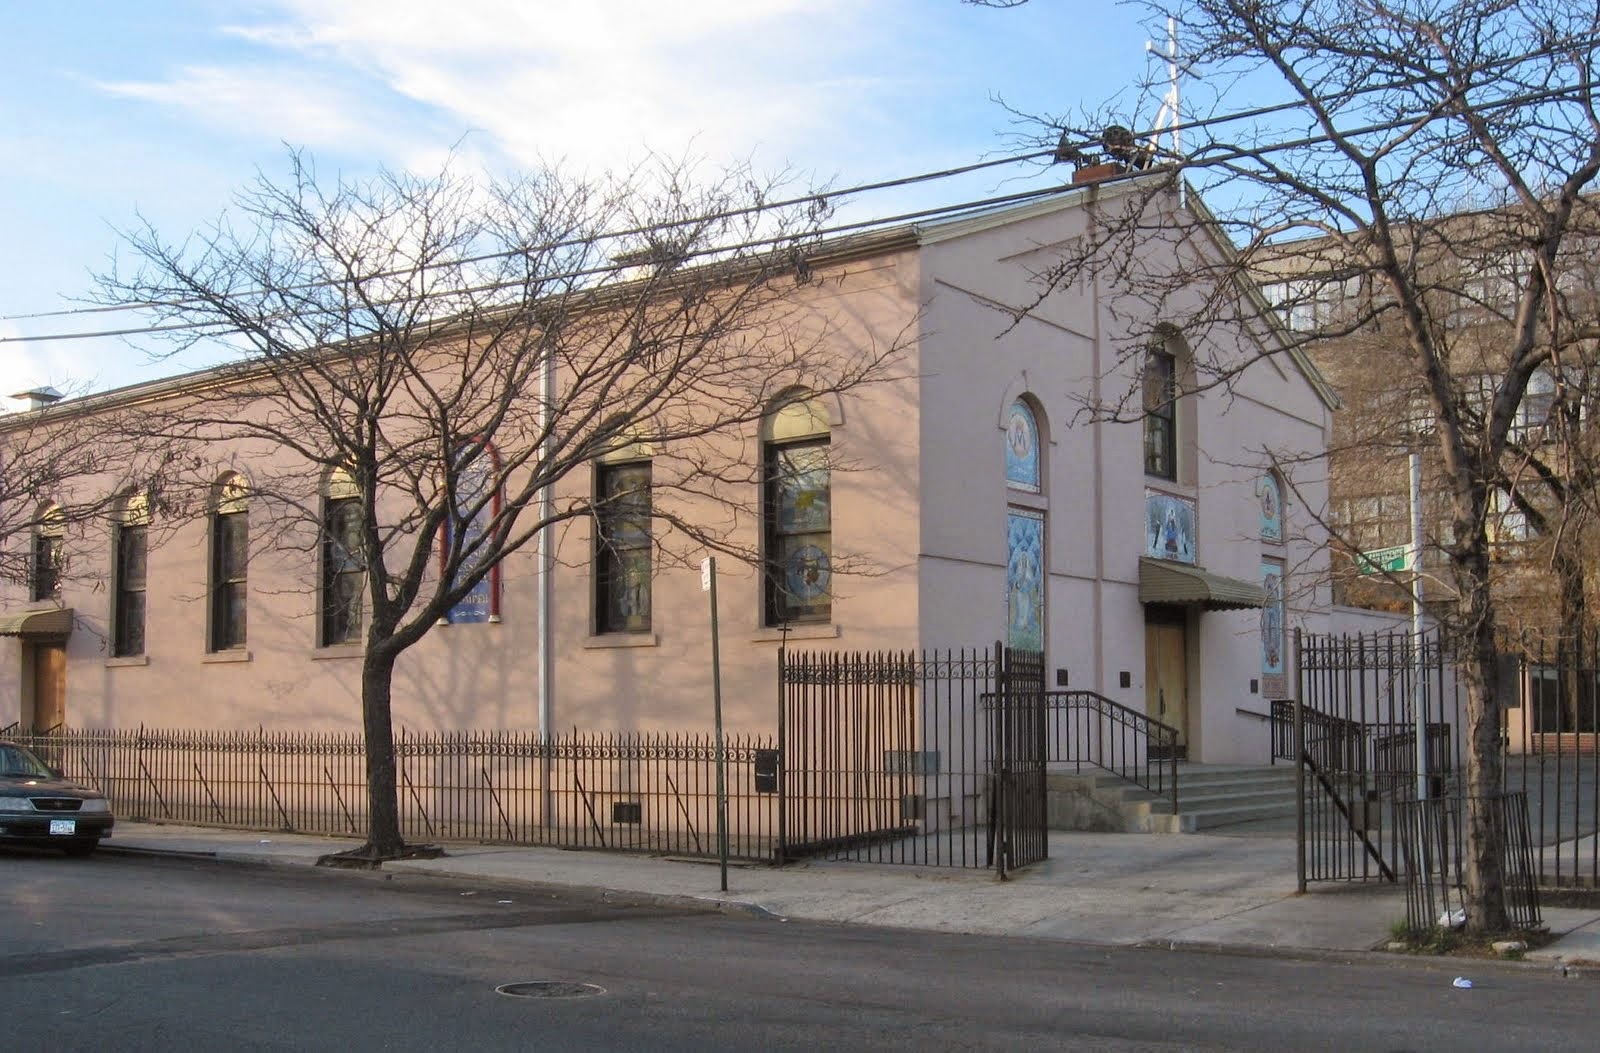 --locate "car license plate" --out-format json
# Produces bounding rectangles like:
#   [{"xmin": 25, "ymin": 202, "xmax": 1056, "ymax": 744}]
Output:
[{"xmin": 48, "ymin": 819, "xmax": 77, "ymax": 836}]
